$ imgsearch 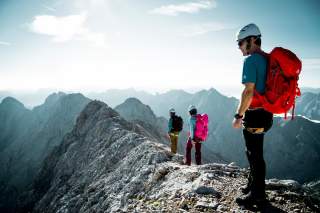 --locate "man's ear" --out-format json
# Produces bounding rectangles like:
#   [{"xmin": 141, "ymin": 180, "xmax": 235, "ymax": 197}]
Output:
[
  {"xmin": 250, "ymin": 37, "xmax": 255, "ymax": 45},
  {"xmin": 252, "ymin": 37, "xmax": 259, "ymax": 46}
]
